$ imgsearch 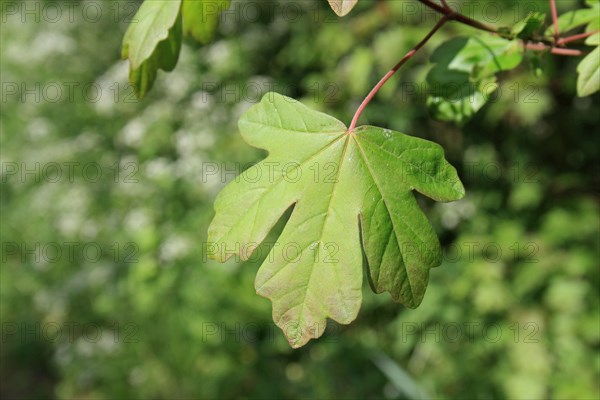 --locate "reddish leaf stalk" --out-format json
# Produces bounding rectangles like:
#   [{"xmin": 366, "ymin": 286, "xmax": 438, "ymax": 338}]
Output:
[
  {"xmin": 550, "ymin": 0, "xmax": 560, "ymax": 42},
  {"xmin": 348, "ymin": 15, "xmax": 450, "ymax": 132},
  {"xmin": 557, "ymin": 30, "xmax": 600, "ymax": 45},
  {"xmin": 525, "ymin": 43, "xmax": 583, "ymax": 56}
]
